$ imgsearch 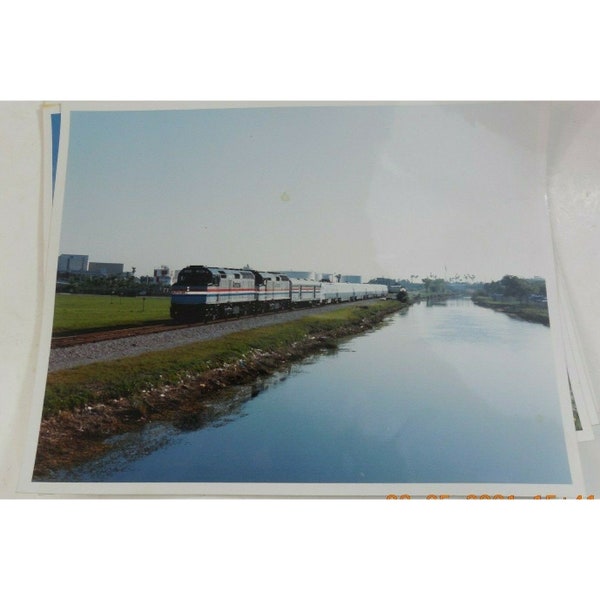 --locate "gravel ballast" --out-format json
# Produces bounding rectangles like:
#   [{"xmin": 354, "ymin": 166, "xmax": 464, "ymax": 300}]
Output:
[{"xmin": 49, "ymin": 301, "xmax": 384, "ymax": 372}]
